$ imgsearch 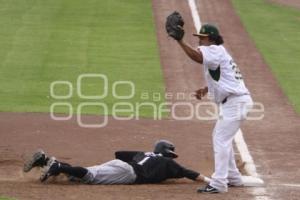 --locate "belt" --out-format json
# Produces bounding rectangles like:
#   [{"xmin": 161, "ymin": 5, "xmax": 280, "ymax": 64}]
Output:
[
  {"xmin": 221, "ymin": 93, "xmax": 250, "ymax": 104},
  {"xmin": 221, "ymin": 97, "xmax": 228, "ymax": 104}
]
